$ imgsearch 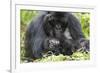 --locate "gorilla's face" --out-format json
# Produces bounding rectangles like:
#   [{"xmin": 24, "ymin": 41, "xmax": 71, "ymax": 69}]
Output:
[
  {"xmin": 48, "ymin": 12, "xmax": 67, "ymax": 27},
  {"xmin": 46, "ymin": 12, "xmax": 68, "ymax": 34}
]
